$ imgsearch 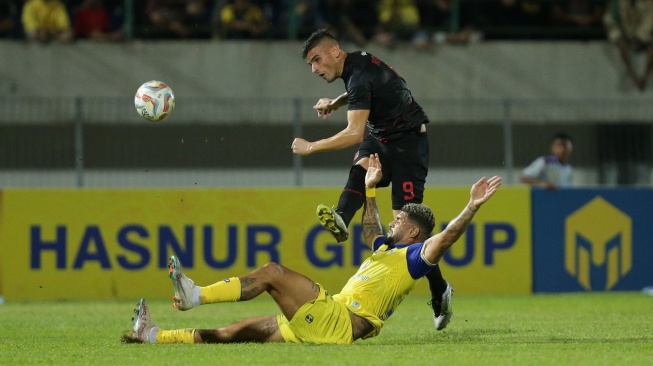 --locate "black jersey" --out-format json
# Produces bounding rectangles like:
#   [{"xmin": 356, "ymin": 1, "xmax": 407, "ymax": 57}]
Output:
[{"xmin": 341, "ymin": 51, "xmax": 429, "ymax": 142}]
